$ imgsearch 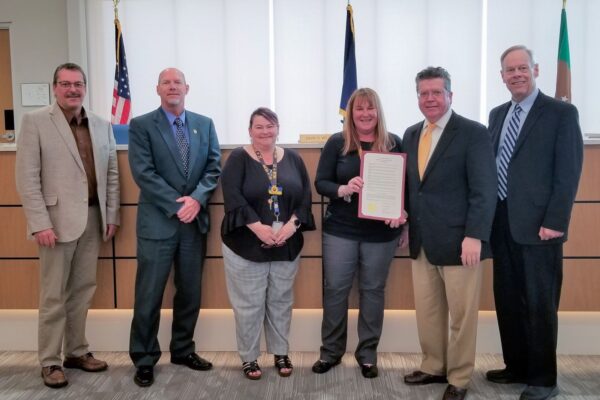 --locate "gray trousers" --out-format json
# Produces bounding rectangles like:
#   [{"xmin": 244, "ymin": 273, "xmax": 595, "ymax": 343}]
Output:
[
  {"xmin": 129, "ymin": 223, "xmax": 206, "ymax": 367},
  {"xmin": 222, "ymin": 244, "xmax": 299, "ymax": 362},
  {"xmin": 320, "ymin": 232, "xmax": 399, "ymax": 365}
]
